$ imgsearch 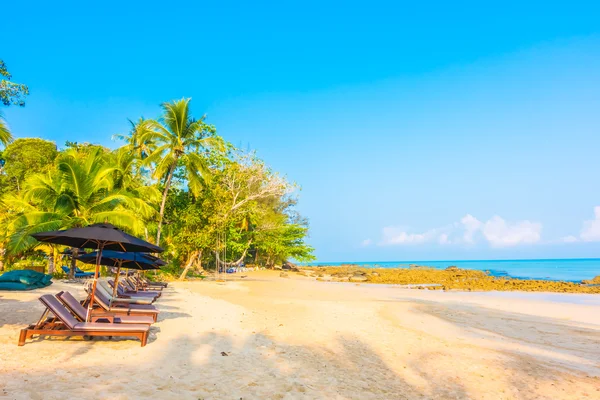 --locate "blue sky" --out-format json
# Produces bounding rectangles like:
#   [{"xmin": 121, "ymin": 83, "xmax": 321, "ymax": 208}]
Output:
[{"xmin": 3, "ymin": 1, "xmax": 600, "ymax": 261}]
